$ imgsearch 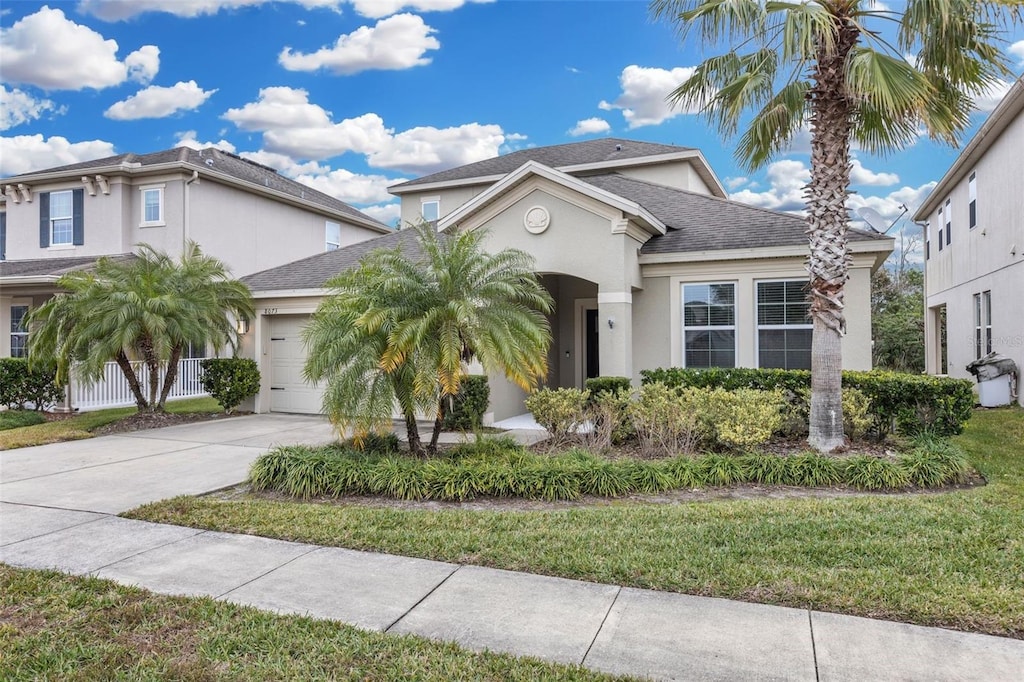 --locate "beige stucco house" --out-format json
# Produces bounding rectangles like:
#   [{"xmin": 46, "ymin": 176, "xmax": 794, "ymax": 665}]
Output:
[
  {"xmin": 914, "ymin": 76, "xmax": 1024, "ymax": 405},
  {"xmin": 240, "ymin": 138, "xmax": 893, "ymax": 420},
  {"xmin": 0, "ymin": 146, "xmax": 390, "ymax": 363}
]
